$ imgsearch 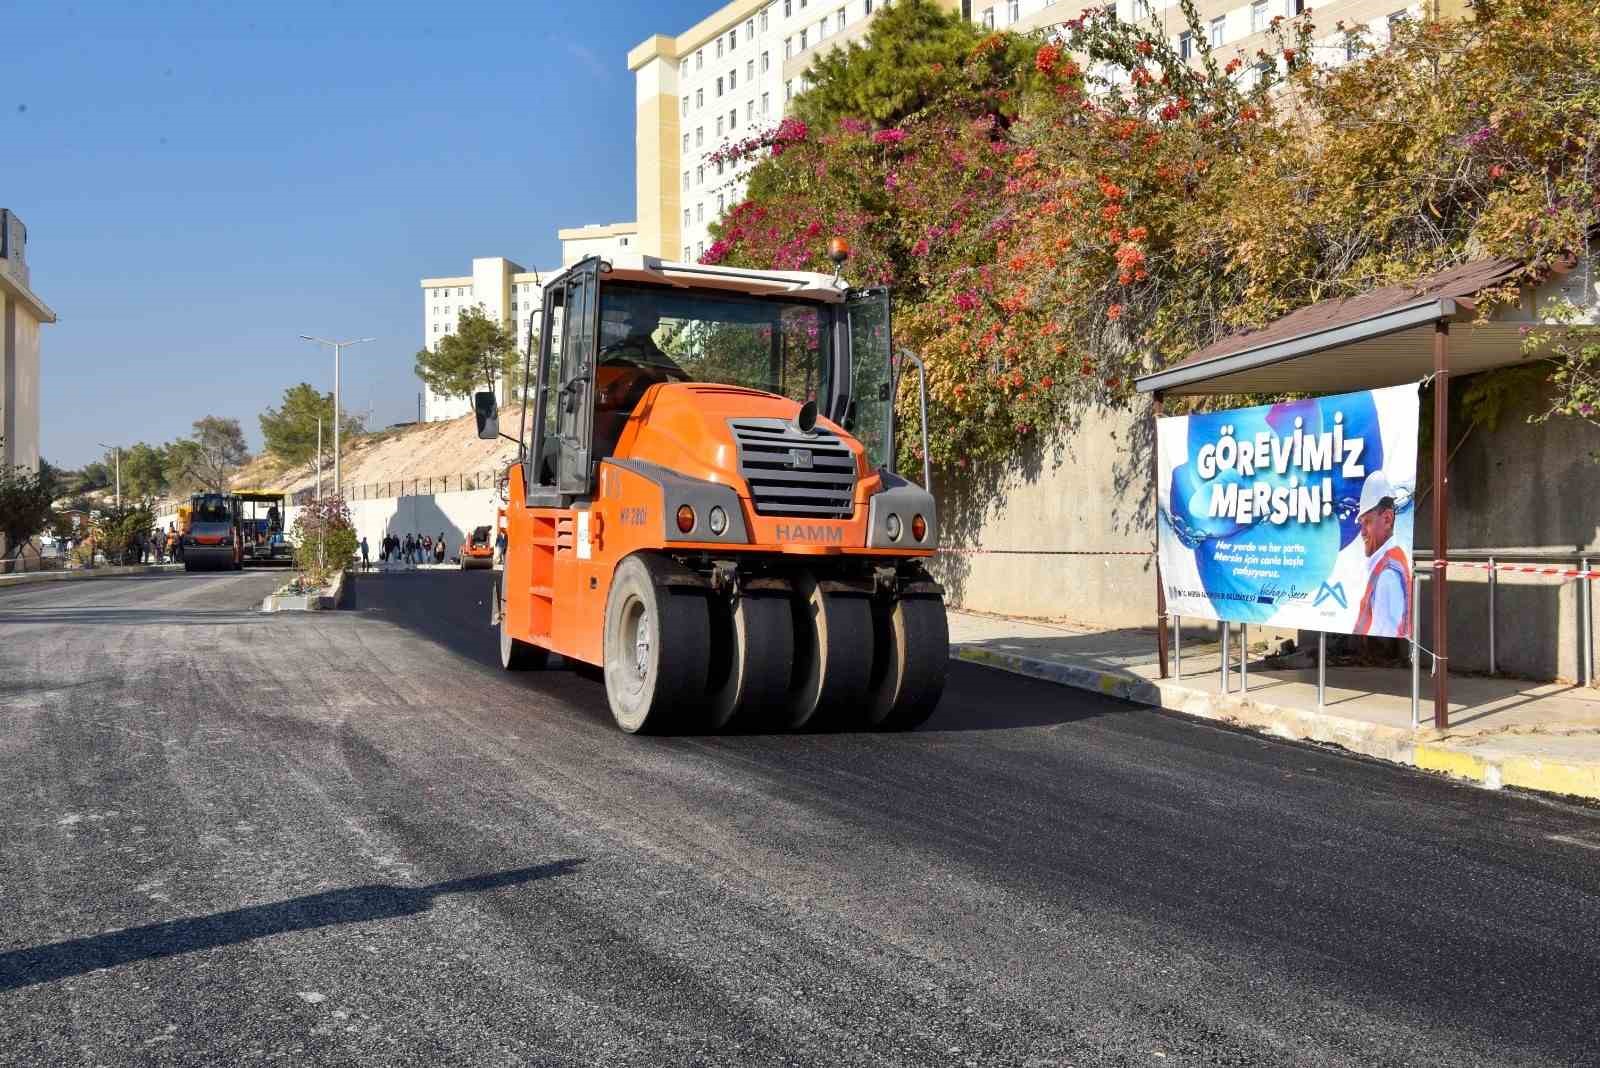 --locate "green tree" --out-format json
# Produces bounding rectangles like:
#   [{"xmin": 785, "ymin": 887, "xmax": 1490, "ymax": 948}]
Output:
[
  {"xmin": 789, "ymin": 0, "xmax": 1010, "ymax": 130},
  {"xmin": 259, "ymin": 383, "xmax": 363, "ymax": 465},
  {"xmin": 0, "ymin": 463, "xmax": 57, "ymax": 566},
  {"xmin": 414, "ymin": 306, "xmax": 520, "ymax": 402},
  {"xmin": 74, "ymin": 460, "xmax": 113, "ymax": 494},
  {"xmin": 181, "ymin": 417, "xmax": 250, "ymax": 493},
  {"xmin": 95, "ymin": 502, "xmax": 156, "ymax": 566},
  {"xmin": 121, "ymin": 442, "xmax": 168, "ymax": 500},
  {"xmin": 160, "ymin": 439, "xmax": 204, "ymax": 496}
]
